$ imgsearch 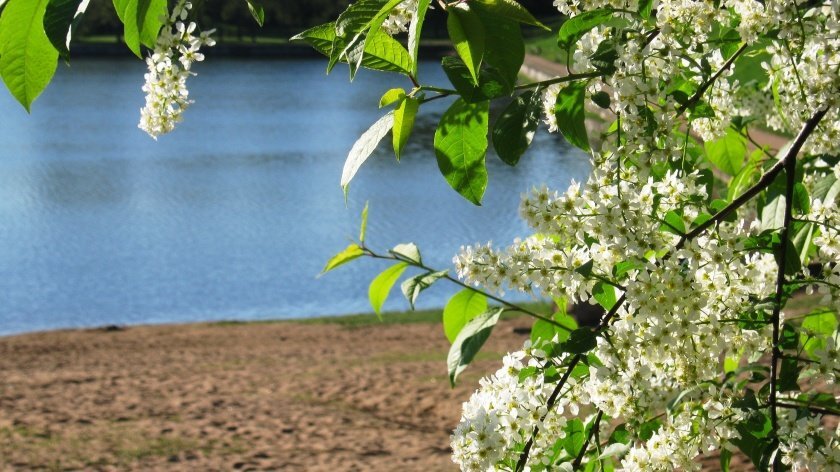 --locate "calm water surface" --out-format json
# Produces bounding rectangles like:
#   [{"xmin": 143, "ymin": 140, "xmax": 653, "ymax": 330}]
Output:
[{"xmin": 0, "ymin": 59, "xmax": 588, "ymax": 336}]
